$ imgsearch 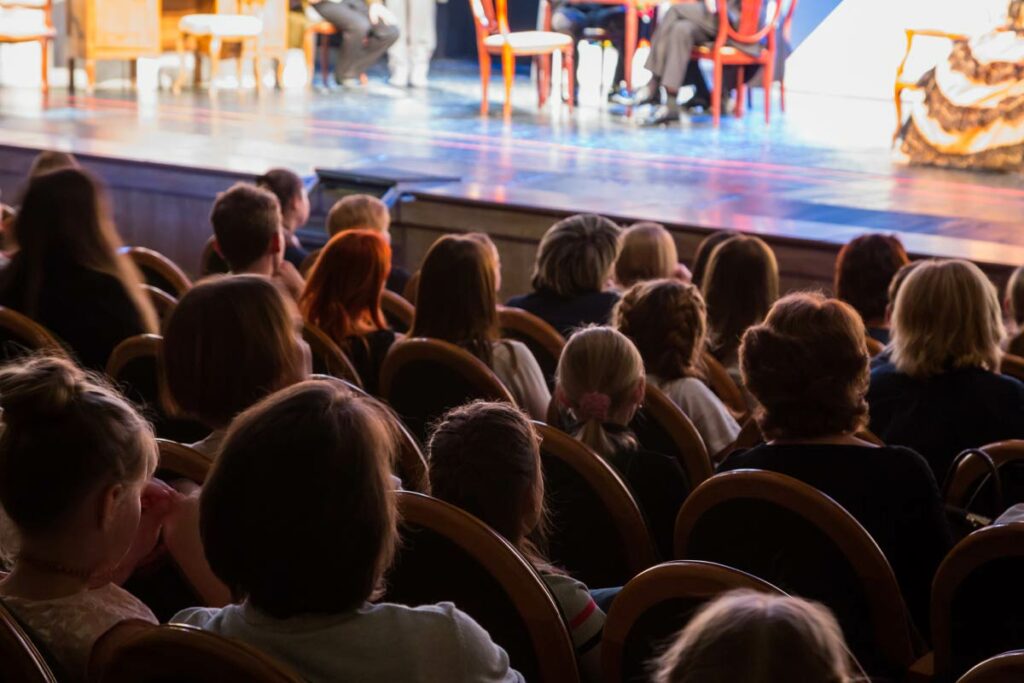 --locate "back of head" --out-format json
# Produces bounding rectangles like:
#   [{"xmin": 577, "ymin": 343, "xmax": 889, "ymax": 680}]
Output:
[
  {"xmin": 702, "ymin": 236, "xmax": 779, "ymax": 360},
  {"xmin": 200, "ymin": 379, "xmax": 398, "ymax": 618},
  {"xmin": 164, "ymin": 275, "xmax": 308, "ymax": 429},
  {"xmin": 1007, "ymin": 265, "xmax": 1024, "ymax": 327},
  {"xmin": 615, "ymin": 222, "xmax": 678, "ymax": 288},
  {"xmin": 428, "ymin": 401, "xmax": 542, "ymax": 547},
  {"xmin": 300, "ymin": 230, "xmax": 391, "ymax": 341},
  {"xmin": 28, "ymin": 151, "xmax": 78, "ymax": 179},
  {"xmin": 834, "ymin": 234, "xmax": 909, "ymax": 327},
  {"xmin": 890, "ymin": 259, "xmax": 1003, "ymax": 378},
  {"xmin": 740, "ymin": 292, "xmax": 869, "ymax": 440},
  {"xmin": 556, "ymin": 326, "xmax": 644, "ymax": 459},
  {"xmin": 255, "ymin": 168, "xmax": 304, "ymax": 227},
  {"xmin": 531, "ymin": 214, "xmax": 621, "ymax": 297},
  {"xmin": 0, "ymin": 355, "xmax": 155, "ymax": 537},
  {"xmin": 326, "ymin": 195, "xmax": 390, "ymax": 236},
  {"xmin": 654, "ymin": 590, "xmax": 855, "ymax": 683},
  {"xmin": 690, "ymin": 230, "xmax": 738, "ymax": 290},
  {"xmin": 614, "ymin": 279, "xmax": 707, "ymax": 382},
  {"xmin": 210, "ymin": 183, "xmax": 282, "ymax": 272},
  {"xmin": 409, "ymin": 234, "xmax": 499, "ymax": 364}
]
